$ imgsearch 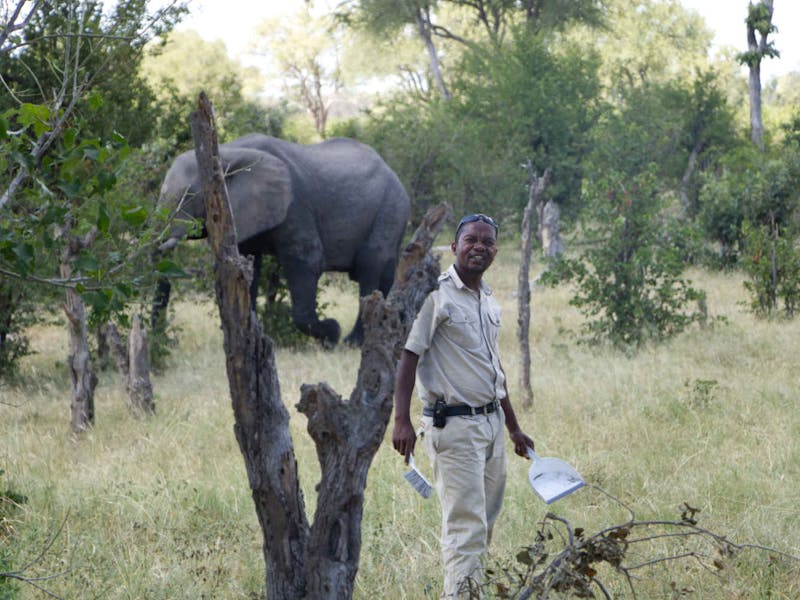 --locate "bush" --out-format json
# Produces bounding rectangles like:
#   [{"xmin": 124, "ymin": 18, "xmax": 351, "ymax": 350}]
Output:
[
  {"xmin": 741, "ymin": 220, "xmax": 800, "ymax": 317},
  {"xmin": 544, "ymin": 169, "xmax": 705, "ymax": 349}
]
